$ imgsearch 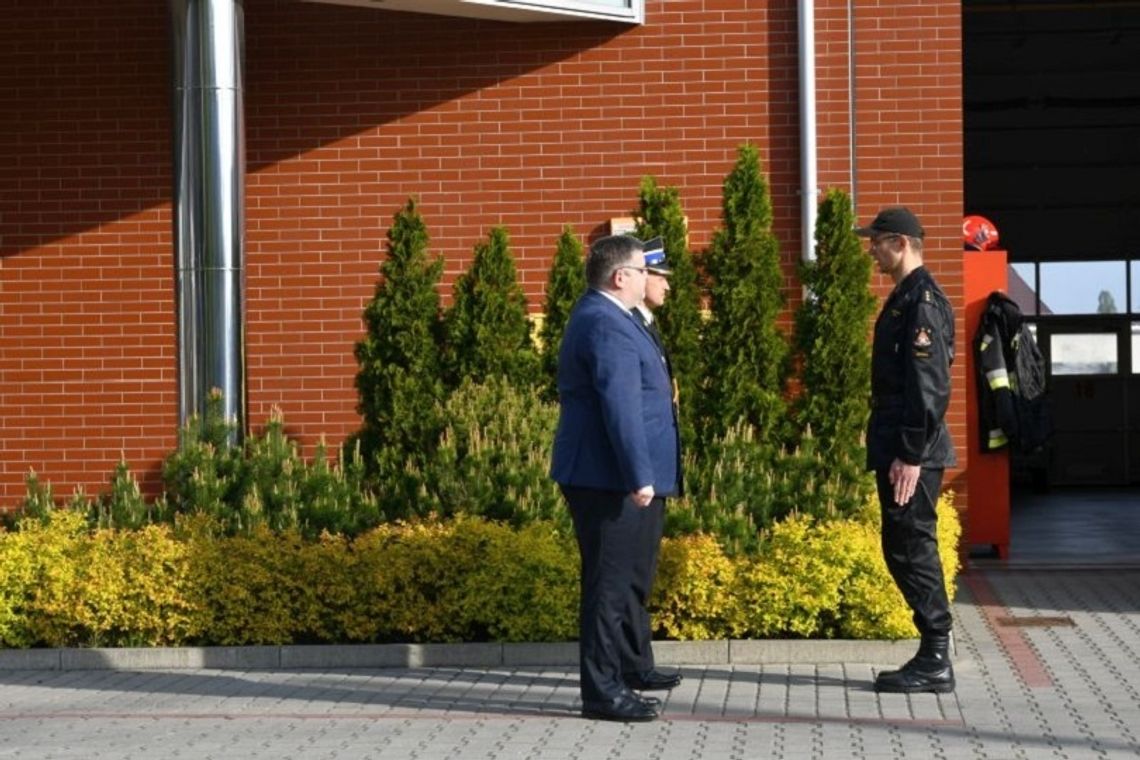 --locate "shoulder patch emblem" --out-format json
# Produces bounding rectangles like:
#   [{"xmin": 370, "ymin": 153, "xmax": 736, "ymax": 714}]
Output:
[
  {"xmin": 923, "ymin": 289, "xmax": 933, "ymax": 302},
  {"xmin": 914, "ymin": 327, "xmax": 933, "ymax": 348}
]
